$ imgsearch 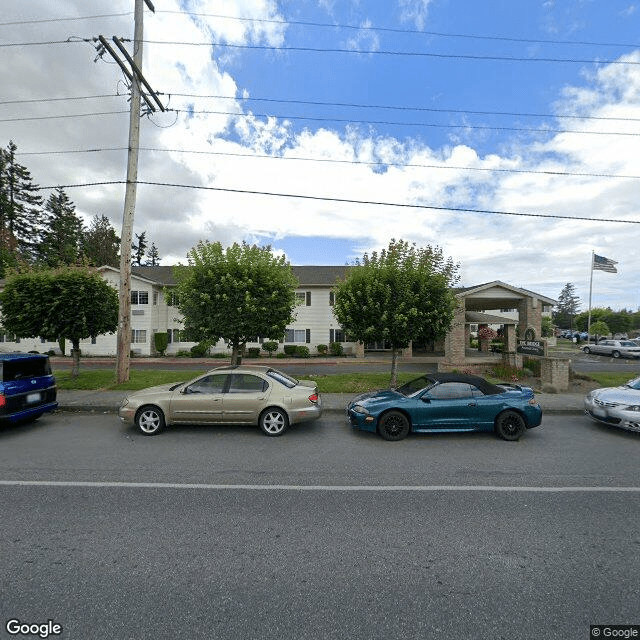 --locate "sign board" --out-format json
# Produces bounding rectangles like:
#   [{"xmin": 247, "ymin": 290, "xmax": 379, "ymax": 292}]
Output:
[{"xmin": 517, "ymin": 340, "xmax": 546, "ymax": 357}]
